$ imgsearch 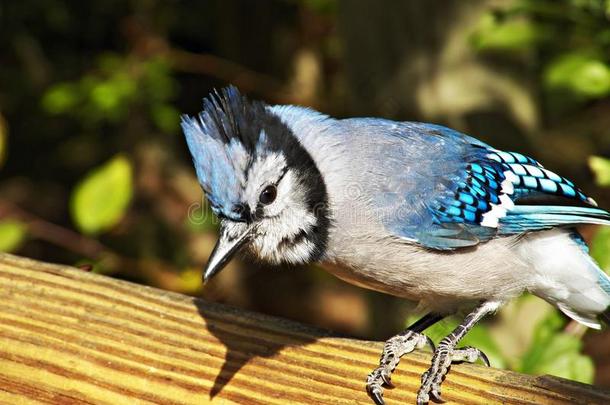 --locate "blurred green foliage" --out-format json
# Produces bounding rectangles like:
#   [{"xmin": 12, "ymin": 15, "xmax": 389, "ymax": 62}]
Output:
[
  {"xmin": 42, "ymin": 55, "xmax": 179, "ymax": 132},
  {"xmin": 545, "ymin": 52, "xmax": 610, "ymax": 98},
  {"xmin": 591, "ymin": 156, "xmax": 610, "ymax": 273},
  {"xmin": 519, "ymin": 310, "xmax": 594, "ymax": 383},
  {"xmin": 473, "ymin": 0, "xmax": 610, "ymax": 107},
  {"xmin": 409, "ymin": 302, "xmax": 594, "ymax": 384},
  {"xmin": 0, "ymin": 0, "xmax": 609, "ymax": 388},
  {"xmin": 592, "ymin": 227, "xmax": 610, "ymax": 272},
  {"xmin": 71, "ymin": 154, "xmax": 133, "ymax": 235},
  {"xmin": 0, "ymin": 220, "xmax": 27, "ymax": 253},
  {"xmin": 471, "ymin": 14, "xmax": 546, "ymax": 51},
  {"xmin": 590, "ymin": 155, "xmax": 610, "ymax": 187}
]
